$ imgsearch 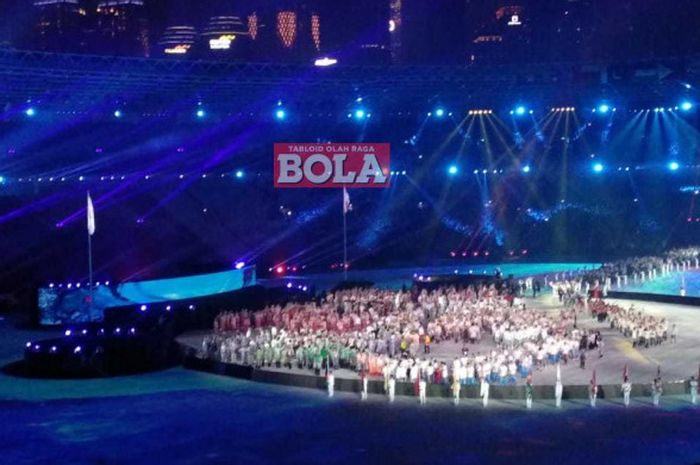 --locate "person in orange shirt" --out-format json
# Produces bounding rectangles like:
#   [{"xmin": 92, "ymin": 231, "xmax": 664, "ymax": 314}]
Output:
[{"xmin": 423, "ymin": 334, "xmax": 431, "ymax": 354}]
